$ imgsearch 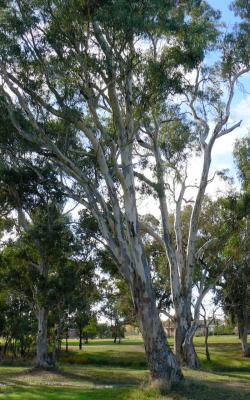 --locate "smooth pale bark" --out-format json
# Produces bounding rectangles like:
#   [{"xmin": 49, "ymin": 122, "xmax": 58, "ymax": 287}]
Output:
[
  {"xmin": 1, "ymin": 5, "xmax": 250, "ymax": 381},
  {"xmin": 131, "ymin": 270, "xmax": 183, "ymax": 385},
  {"xmin": 174, "ymin": 283, "xmax": 214, "ymax": 368},
  {"xmin": 36, "ymin": 307, "xmax": 55, "ymax": 369},
  {"xmin": 152, "ymin": 136, "xmax": 200, "ymax": 369},
  {"xmin": 15, "ymin": 204, "xmax": 54, "ymax": 368},
  {"xmin": 138, "ymin": 68, "xmax": 249, "ymax": 369},
  {"xmin": 174, "ymin": 306, "xmax": 200, "ymax": 369},
  {"xmin": 182, "ymin": 327, "xmax": 200, "ymax": 369},
  {"xmin": 239, "ymin": 322, "xmax": 250, "ymax": 357},
  {"xmin": 0, "ymin": 22, "xmax": 185, "ymax": 387}
]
